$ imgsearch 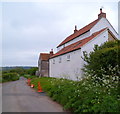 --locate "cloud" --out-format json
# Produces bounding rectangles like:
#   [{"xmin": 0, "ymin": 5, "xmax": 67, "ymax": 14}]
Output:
[{"xmin": 2, "ymin": 2, "xmax": 118, "ymax": 66}]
